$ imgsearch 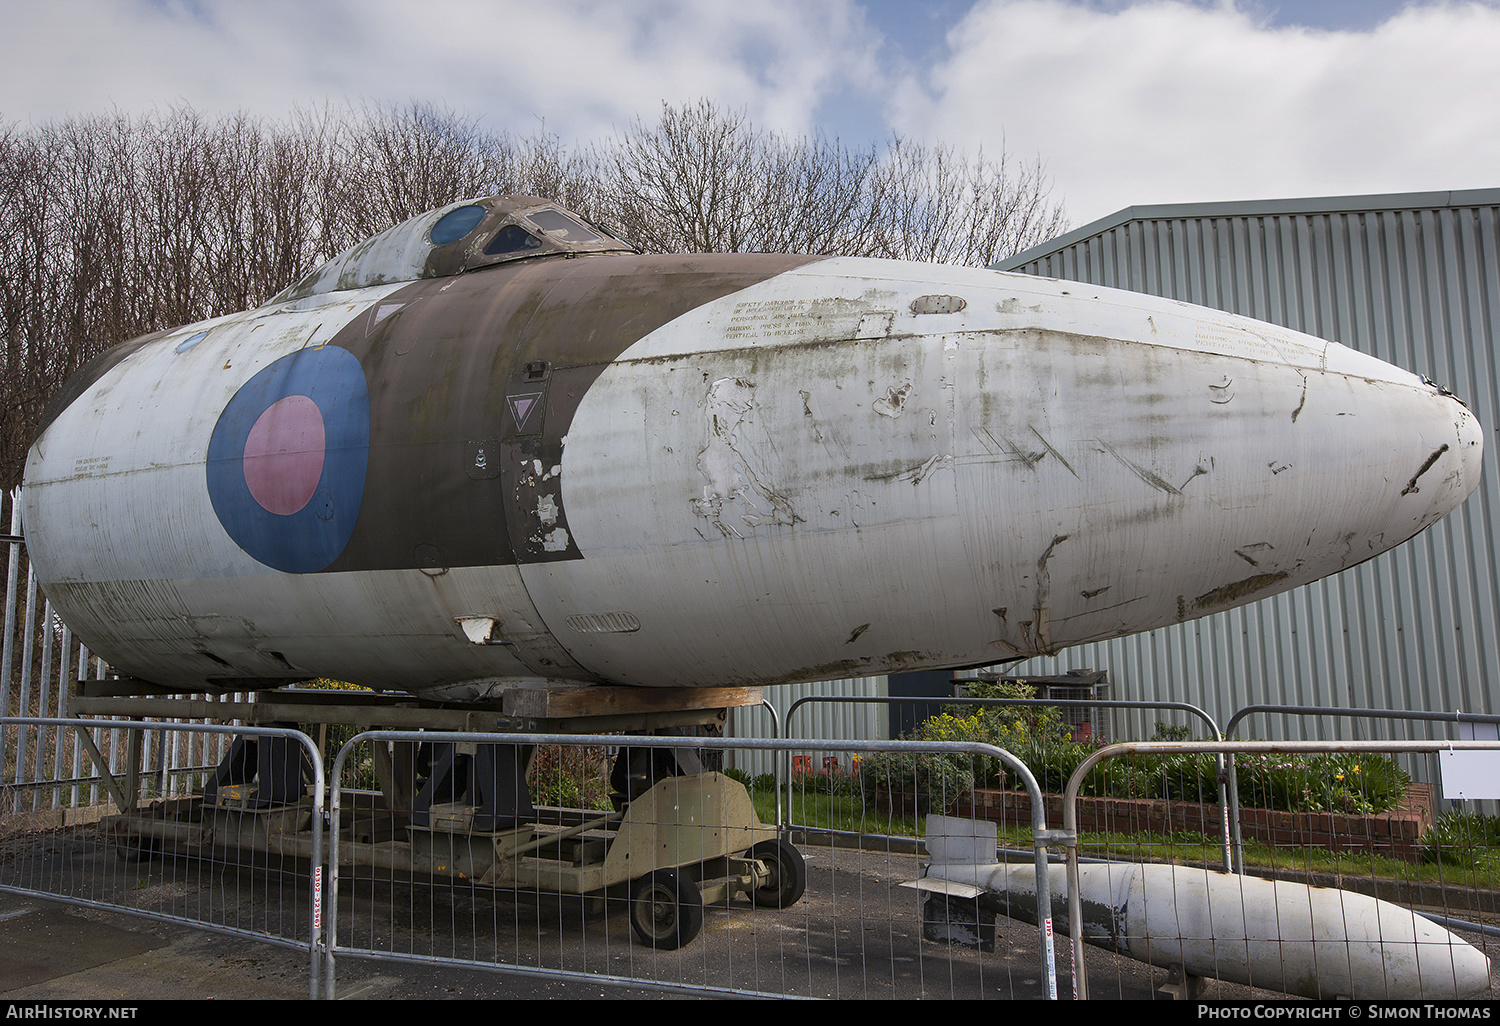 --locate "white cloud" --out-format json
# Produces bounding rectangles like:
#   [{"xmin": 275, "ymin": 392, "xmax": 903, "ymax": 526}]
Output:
[
  {"xmin": 9, "ymin": 0, "xmax": 1495, "ymax": 231},
  {"xmin": 0, "ymin": 0, "xmax": 882, "ymax": 143},
  {"xmin": 890, "ymin": 0, "xmax": 1500, "ymax": 224}
]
